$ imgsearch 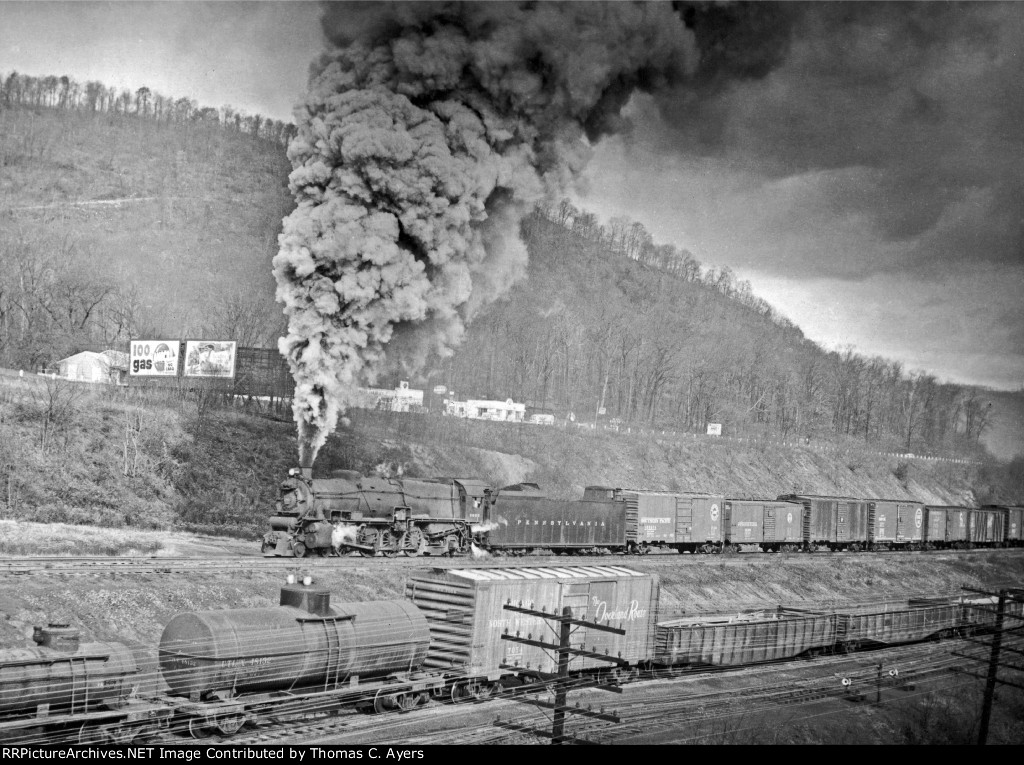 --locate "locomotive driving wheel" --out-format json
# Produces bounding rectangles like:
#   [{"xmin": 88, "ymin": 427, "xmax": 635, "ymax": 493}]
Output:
[
  {"xmin": 379, "ymin": 529, "xmax": 401, "ymax": 557},
  {"xmin": 401, "ymin": 528, "xmax": 426, "ymax": 557},
  {"xmin": 357, "ymin": 526, "xmax": 380, "ymax": 557},
  {"xmin": 291, "ymin": 541, "xmax": 307, "ymax": 558}
]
